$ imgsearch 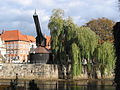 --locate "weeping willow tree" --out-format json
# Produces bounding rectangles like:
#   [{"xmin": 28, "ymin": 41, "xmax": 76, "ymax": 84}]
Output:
[
  {"xmin": 75, "ymin": 27, "xmax": 98, "ymax": 77},
  {"xmin": 95, "ymin": 42, "xmax": 115, "ymax": 78},
  {"xmin": 48, "ymin": 9, "xmax": 65, "ymax": 64},
  {"xmin": 48, "ymin": 9, "xmax": 77, "ymax": 65},
  {"xmin": 71, "ymin": 43, "xmax": 82, "ymax": 77}
]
